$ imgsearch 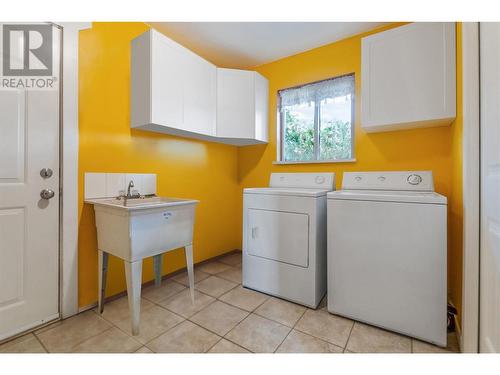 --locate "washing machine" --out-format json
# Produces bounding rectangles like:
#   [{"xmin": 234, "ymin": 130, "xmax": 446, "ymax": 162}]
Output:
[
  {"xmin": 327, "ymin": 171, "xmax": 447, "ymax": 346},
  {"xmin": 243, "ymin": 172, "xmax": 335, "ymax": 308}
]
